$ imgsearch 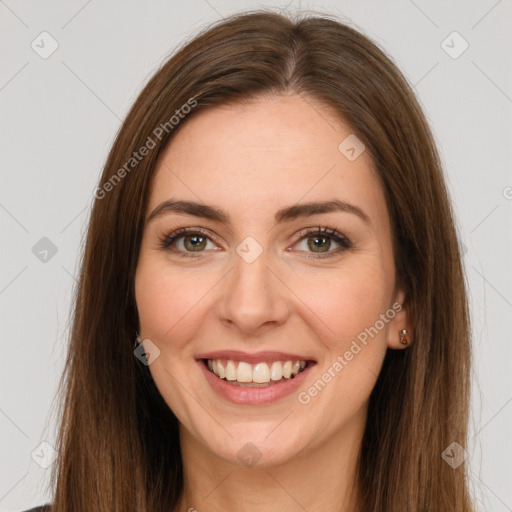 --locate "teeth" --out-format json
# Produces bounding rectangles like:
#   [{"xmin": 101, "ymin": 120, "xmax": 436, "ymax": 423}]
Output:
[
  {"xmin": 253, "ymin": 362, "xmax": 271, "ymax": 383},
  {"xmin": 225, "ymin": 360, "xmax": 237, "ymax": 381},
  {"xmin": 206, "ymin": 358, "xmax": 308, "ymax": 384},
  {"xmin": 237, "ymin": 362, "xmax": 253, "ymax": 383},
  {"xmin": 270, "ymin": 361, "xmax": 282, "ymax": 381},
  {"xmin": 217, "ymin": 360, "xmax": 225, "ymax": 379},
  {"xmin": 282, "ymin": 361, "xmax": 292, "ymax": 379}
]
